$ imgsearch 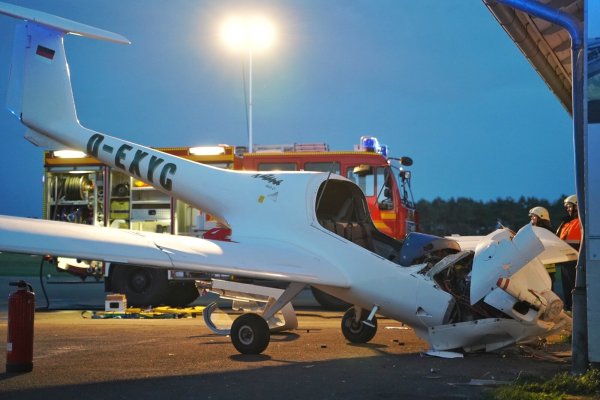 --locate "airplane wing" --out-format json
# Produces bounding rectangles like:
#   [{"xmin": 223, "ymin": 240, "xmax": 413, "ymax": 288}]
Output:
[
  {"xmin": 531, "ymin": 225, "xmax": 579, "ymax": 265},
  {"xmin": 446, "ymin": 235, "xmax": 484, "ymax": 252},
  {"xmin": 0, "ymin": 215, "xmax": 350, "ymax": 288},
  {"xmin": 449, "ymin": 227, "xmax": 578, "ymax": 264}
]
